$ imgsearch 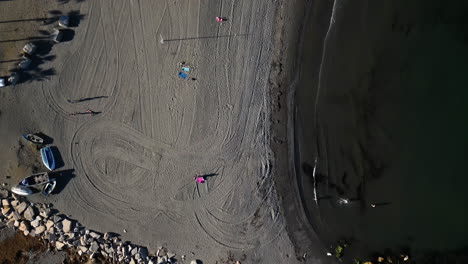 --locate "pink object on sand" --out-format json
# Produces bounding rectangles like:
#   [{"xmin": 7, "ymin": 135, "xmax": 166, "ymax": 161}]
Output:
[
  {"xmin": 215, "ymin": 16, "xmax": 223, "ymax": 22},
  {"xmin": 195, "ymin": 176, "xmax": 205, "ymax": 183}
]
